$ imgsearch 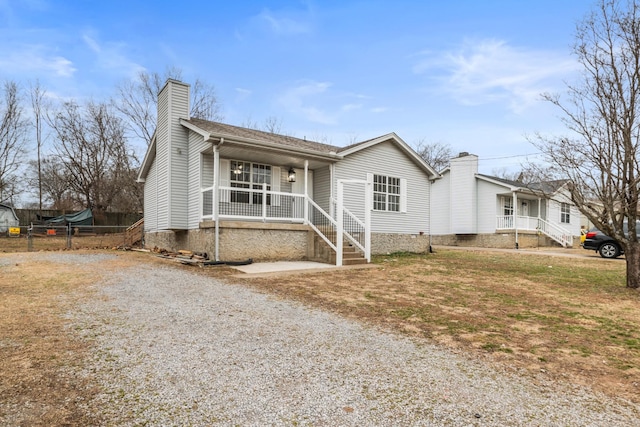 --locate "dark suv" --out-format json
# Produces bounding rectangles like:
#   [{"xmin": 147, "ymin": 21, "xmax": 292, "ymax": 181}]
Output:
[{"xmin": 582, "ymin": 229, "xmax": 624, "ymax": 258}]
